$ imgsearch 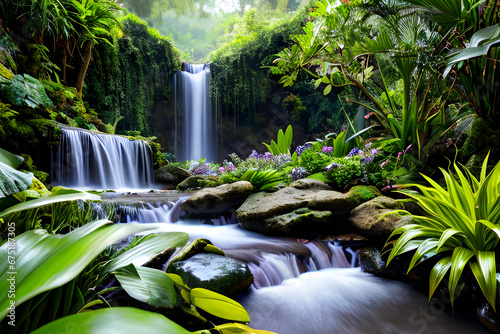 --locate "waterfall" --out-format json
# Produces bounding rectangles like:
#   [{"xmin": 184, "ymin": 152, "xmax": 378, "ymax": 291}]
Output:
[
  {"xmin": 175, "ymin": 63, "xmax": 216, "ymax": 162},
  {"xmin": 54, "ymin": 128, "xmax": 154, "ymax": 189}
]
